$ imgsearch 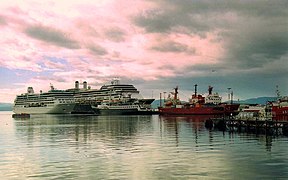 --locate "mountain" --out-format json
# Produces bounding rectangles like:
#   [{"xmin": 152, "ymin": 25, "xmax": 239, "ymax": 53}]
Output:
[
  {"xmin": 0, "ymin": 103, "xmax": 13, "ymax": 111},
  {"xmin": 151, "ymin": 99, "xmax": 163, "ymax": 109},
  {"xmin": 236, "ymin": 97, "xmax": 277, "ymax": 105},
  {"xmin": 151, "ymin": 99, "xmax": 187, "ymax": 109}
]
